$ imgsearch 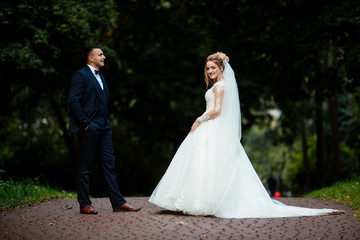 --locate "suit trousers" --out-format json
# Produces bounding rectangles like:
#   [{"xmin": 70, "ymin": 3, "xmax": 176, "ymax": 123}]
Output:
[{"xmin": 77, "ymin": 122, "xmax": 126, "ymax": 209}]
